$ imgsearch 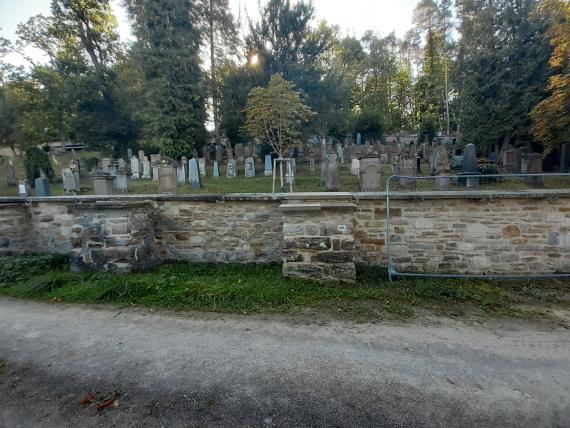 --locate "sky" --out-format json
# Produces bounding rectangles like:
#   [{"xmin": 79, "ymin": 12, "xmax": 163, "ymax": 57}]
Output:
[{"xmin": 0, "ymin": 0, "xmax": 418, "ymax": 66}]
